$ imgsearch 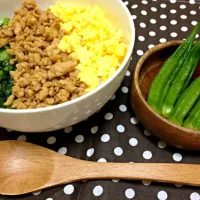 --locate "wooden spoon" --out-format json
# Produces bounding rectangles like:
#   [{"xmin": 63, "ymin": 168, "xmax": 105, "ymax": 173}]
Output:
[{"xmin": 1, "ymin": 140, "xmax": 200, "ymax": 196}]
